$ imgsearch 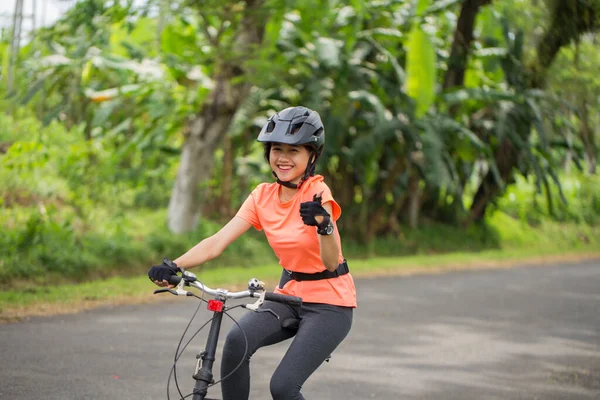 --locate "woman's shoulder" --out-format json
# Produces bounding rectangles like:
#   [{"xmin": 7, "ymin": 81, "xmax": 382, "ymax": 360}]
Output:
[
  {"xmin": 302, "ymin": 175, "xmax": 332, "ymax": 196},
  {"xmin": 250, "ymin": 181, "xmax": 278, "ymax": 199},
  {"xmin": 303, "ymin": 174, "xmax": 328, "ymax": 189}
]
